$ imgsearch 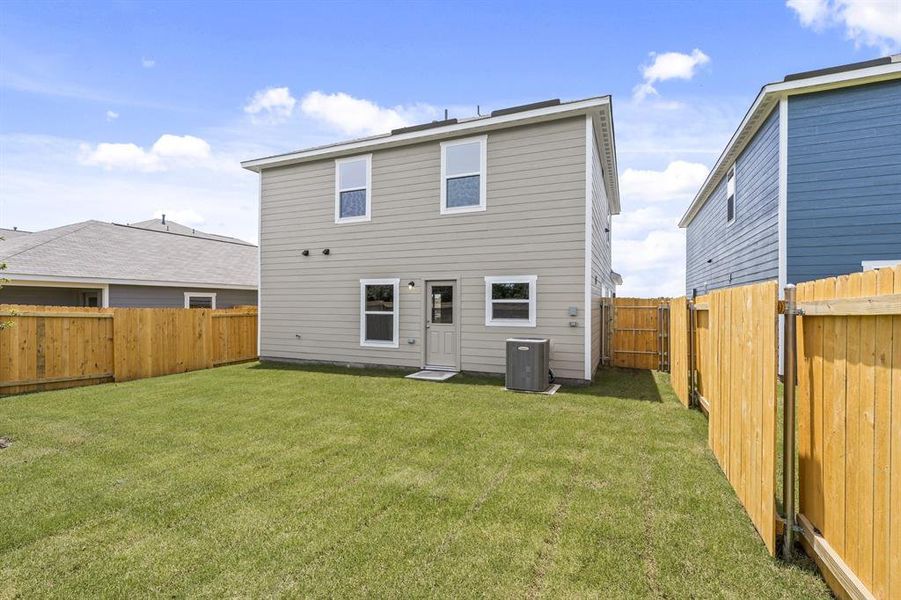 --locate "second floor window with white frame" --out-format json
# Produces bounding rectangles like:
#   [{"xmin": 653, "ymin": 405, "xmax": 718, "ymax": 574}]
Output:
[
  {"xmin": 726, "ymin": 165, "xmax": 736, "ymax": 224},
  {"xmin": 335, "ymin": 155, "xmax": 372, "ymax": 223},
  {"xmin": 441, "ymin": 135, "xmax": 487, "ymax": 214}
]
